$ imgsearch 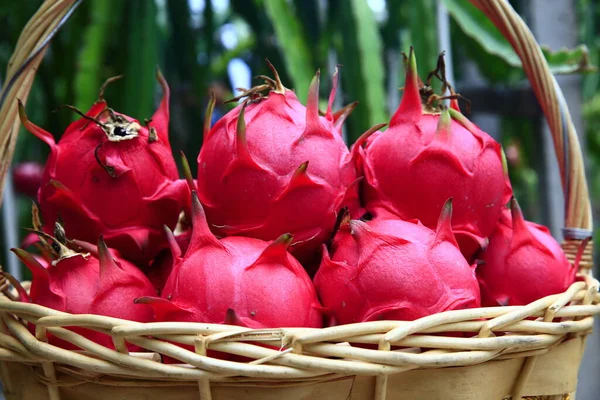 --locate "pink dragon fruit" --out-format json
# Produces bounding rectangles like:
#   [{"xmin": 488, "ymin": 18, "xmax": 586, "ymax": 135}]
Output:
[
  {"xmin": 314, "ymin": 199, "xmax": 480, "ymax": 325},
  {"xmin": 18, "ymin": 72, "xmax": 186, "ymax": 266},
  {"xmin": 12, "ymin": 229, "xmax": 155, "ymax": 349},
  {"xmin": 12, "ymin": 161, "xmax": 44, "ymax": 198},
  {"xmin": 145, "ymin": 228, "xmax": 191, "ymax": 295},
  {"xmin": 197, "ymin": 63, "xmax": 360, "ymax": 266},
  {"xmin": 137, "ymin": 187, "xmax": 323, "ymax": 329},
  {"xmin": 477, "ymin": 199, "xmax": 576, "ymax": 306},
  {"xmin": 356, "ymin": 49, "xmax": 512, "ymax": 260}
]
